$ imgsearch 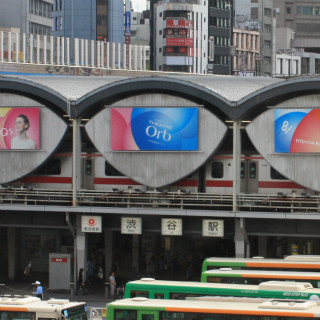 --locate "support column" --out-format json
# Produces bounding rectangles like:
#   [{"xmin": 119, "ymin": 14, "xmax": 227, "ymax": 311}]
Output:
[
  {"xmin": 76, "ymin": 215, "xmax": 87, "ymax": 280},
  {"xmin": 8, "ymin": 228, "xmax": 16, "ymax": 280},
  {"xmin": 72, "ymin": 118, "xmax": 81, "ymax": 206},
  {"xmin": 234, "ymin": 218, "xmax": 249, "ymax": 258},
  {"xmin": 104, "ymin": 229, "xmax": 113, "ymax": 280},
  {"xmin": 132, "ymin": 235, "xmax": 139, "ymax": 280},
  {"xmin": 232, "ymin": 120, "xmax": 241, "ymax": 211}
]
